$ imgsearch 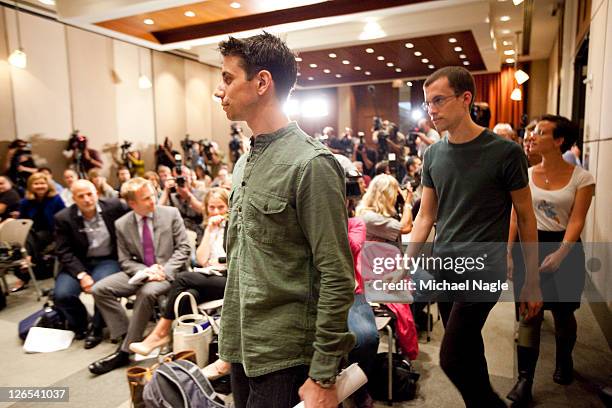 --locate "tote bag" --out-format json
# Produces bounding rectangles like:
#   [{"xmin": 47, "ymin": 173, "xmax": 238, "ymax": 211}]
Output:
[{"xmin": 172, "ymin": 291, "xmax": 214, "ymax": 367}]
